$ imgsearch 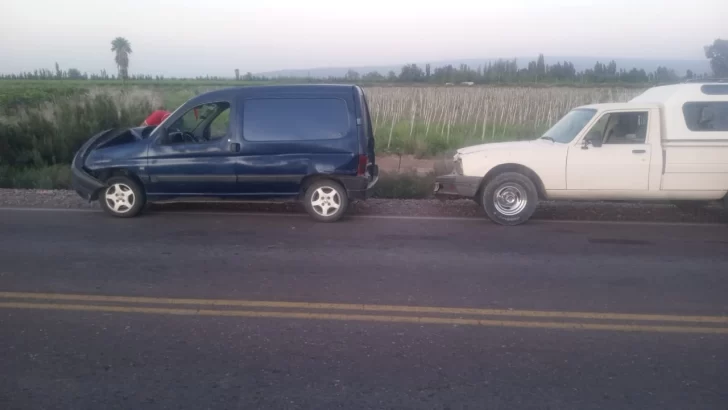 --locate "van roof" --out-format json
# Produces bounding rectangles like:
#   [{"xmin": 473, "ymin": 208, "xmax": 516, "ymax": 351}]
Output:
[{"xmin": 193, "ymin": 84, "xmax": 358, "ymax": 102}]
